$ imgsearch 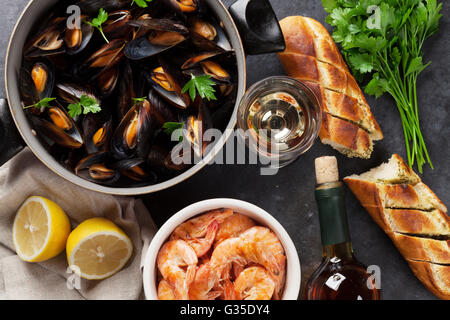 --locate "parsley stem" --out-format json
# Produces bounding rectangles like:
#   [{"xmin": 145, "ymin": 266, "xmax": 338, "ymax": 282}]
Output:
[{"xmin": 98, "ymin": 27, "xmax": 109, "ymax": 43}]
